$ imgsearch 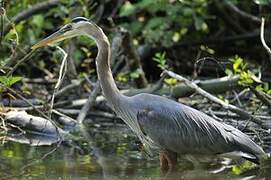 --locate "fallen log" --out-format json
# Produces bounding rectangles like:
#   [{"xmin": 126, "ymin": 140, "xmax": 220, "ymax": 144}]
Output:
[
  {"xmin": 5, "ymin": 111, "xmax": 65, "ymax": 137},
  {"xmin": 66, "ymin": 75, "xmax": 241, "ymax": 108}
]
